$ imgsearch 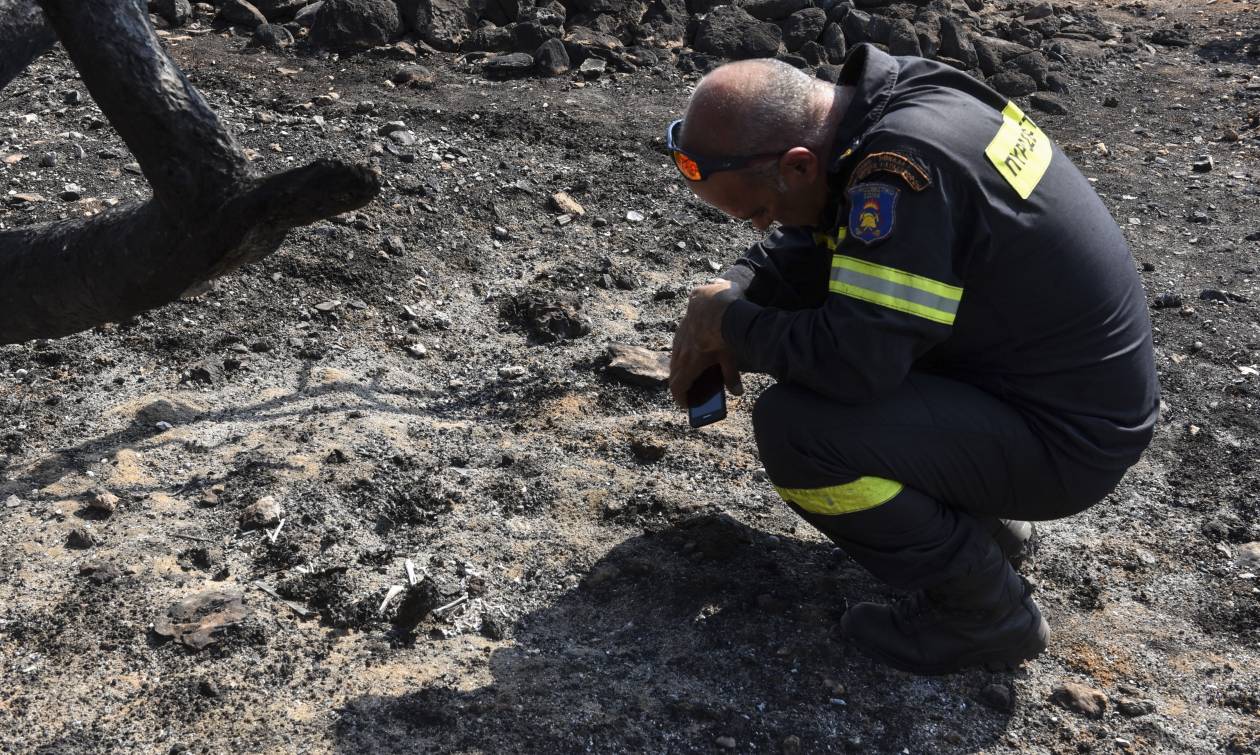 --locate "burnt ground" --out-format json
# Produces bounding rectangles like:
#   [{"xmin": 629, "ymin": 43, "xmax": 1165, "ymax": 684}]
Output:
[{"xmin": 1, "ymin": 0, "xmax": 1259, "ymax": 752}]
